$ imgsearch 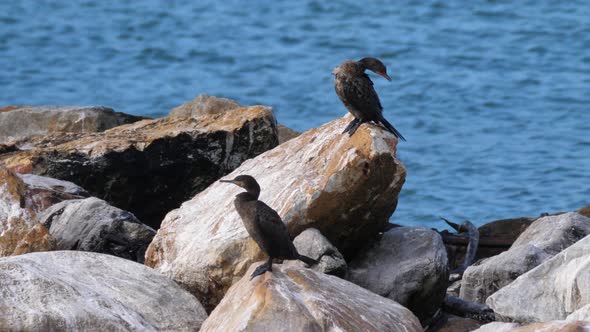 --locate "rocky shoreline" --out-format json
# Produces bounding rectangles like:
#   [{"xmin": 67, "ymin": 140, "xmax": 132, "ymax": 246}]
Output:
[{"xmin": 1, "ymin": 95, "xmax": 589, "ymax": 331}]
